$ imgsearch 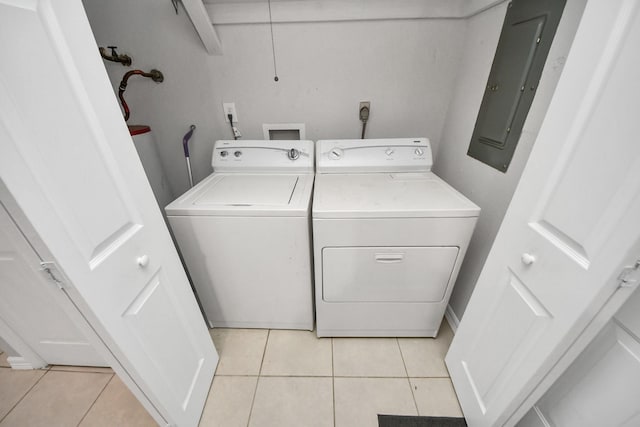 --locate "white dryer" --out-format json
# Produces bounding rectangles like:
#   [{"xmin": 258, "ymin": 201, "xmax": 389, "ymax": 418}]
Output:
[
  {"xmin": 313, "ymin": 138, "xmax": 480, "ymax": 337},
  {"xmin": 166, "ymin": 140, "xmax": 315, "ymax": 330}
]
